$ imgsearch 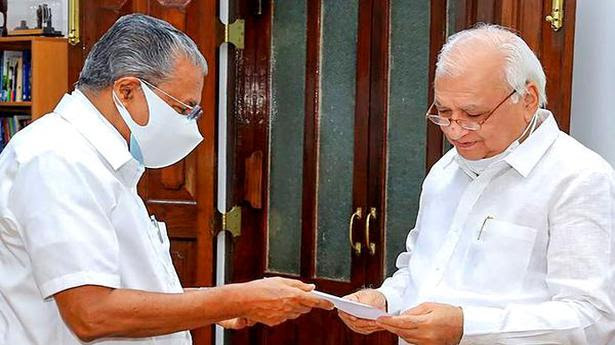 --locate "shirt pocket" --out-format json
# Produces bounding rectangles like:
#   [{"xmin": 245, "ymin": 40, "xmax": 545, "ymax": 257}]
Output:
[
  {"xmin": 460, "ymin": 219, "xmax": 537, "ymax": 293},
  {"xmin": 146, "ymin": 218, "xmax": 183, "ymax": 293}
]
